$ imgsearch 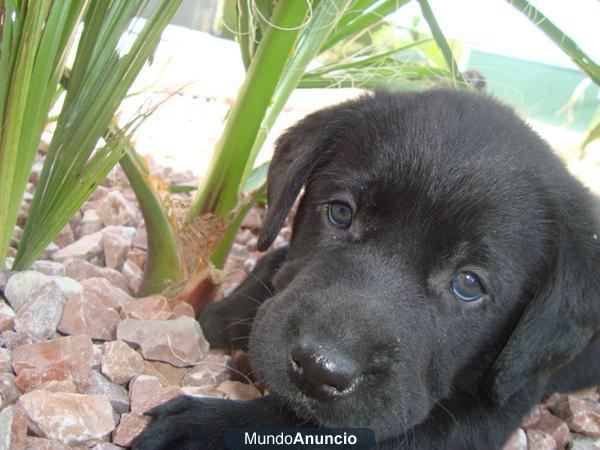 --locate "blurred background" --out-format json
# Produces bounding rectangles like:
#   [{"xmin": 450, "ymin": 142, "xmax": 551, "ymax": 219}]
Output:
[{"xmin": 124, "ymin": 0, "xmax": 600, "ymax": 188}]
